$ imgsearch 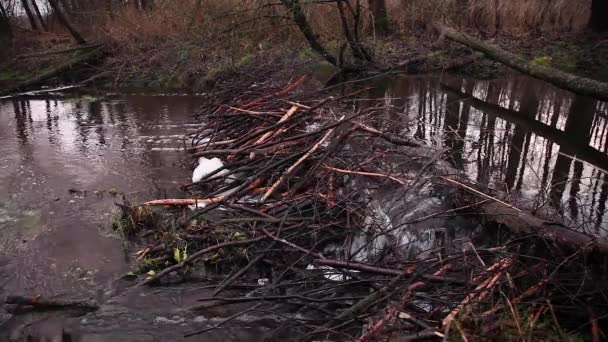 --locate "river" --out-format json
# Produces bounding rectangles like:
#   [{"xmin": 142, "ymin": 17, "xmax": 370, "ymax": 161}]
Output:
[{"xmin": 1, "ymin": 74, "xmax": 607, "ymax": 340}]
